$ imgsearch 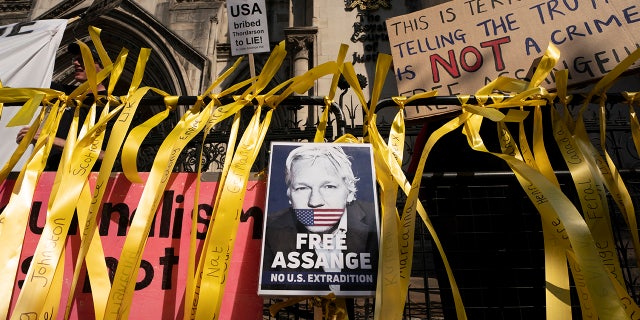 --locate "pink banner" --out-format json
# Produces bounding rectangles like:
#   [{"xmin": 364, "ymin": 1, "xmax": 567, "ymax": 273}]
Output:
[{"xmin": 2, "ymin": 172, "xmax": 266, "ymax": 320}]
